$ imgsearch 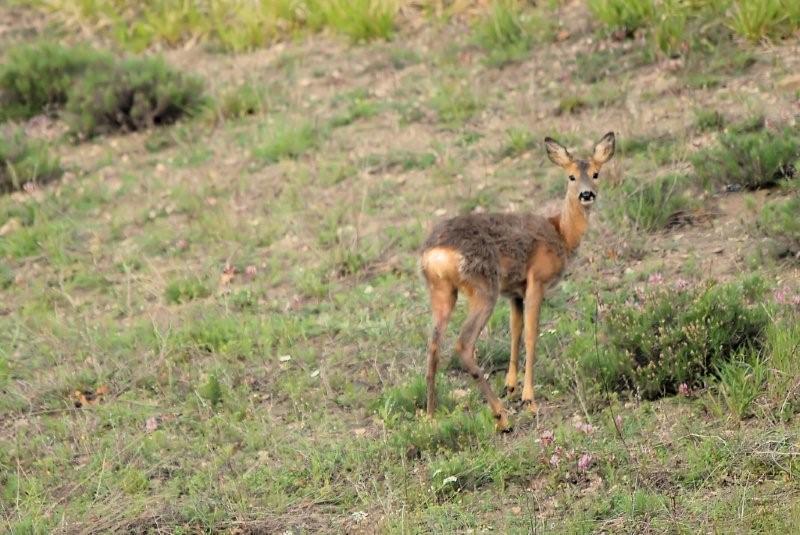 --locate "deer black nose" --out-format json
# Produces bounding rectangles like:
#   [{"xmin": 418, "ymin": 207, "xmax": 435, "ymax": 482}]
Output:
[{"xmin": 579, "ymin": 191, "xmax": 596, "ymax": 202}]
